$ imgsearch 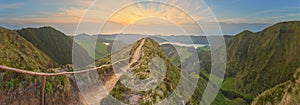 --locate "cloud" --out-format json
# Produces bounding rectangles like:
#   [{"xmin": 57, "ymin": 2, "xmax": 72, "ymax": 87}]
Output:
[
  {"xmin": 56, "ymin": 8, "xmax": 86, "ymax": 18},
  {"xmin": 217, "ymin": 18, "xmax": 248, "ymax": 24},
  {"xmin": 1, "ymin": 0, "xmax": 259, "ymax": 35},
  {"xmin": 0, "ymin": 3, "xmax": 24, "ymax": 9},
  {"xmin": 1, "ymin": 0, "xmax": 211, "ymax": 26},
  {"xmin": 49, "ymin": 0, "xmax": 94, "ymax": 7},
  {"xmin": 106, "ymin": 1, "xmax": 207, "ymax": 26},
  {"xmin": 0, "ymin": 17, "xmax": 81, "ymax": 24},
  {"xmin": 252, "ymin": 9, "xmax": 288, "ymax": 16},
  {"xmin": 287, "ymin": 13, "xmax": 300, "ymax": 17}
]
